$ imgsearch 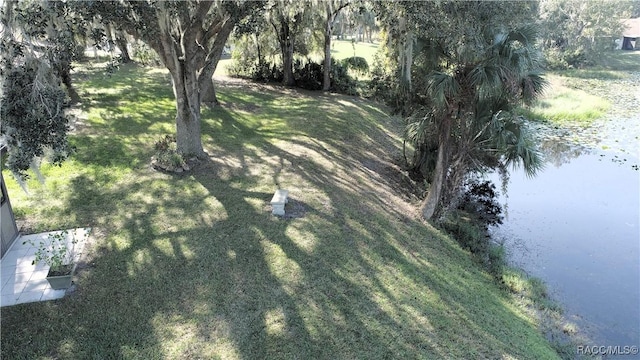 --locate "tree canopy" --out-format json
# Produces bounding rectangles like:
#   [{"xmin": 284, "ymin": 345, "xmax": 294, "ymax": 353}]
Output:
[
  {"xmin": 82, "ymin": 0, "xmax": 254, "ymax": 156},
  {"xmin": 375, "ymin": 1, "xmax": 546, "ymax": 219},
  {"xmin": 5, "ymin": 0, "xmax": 631, "ymax": 221},
  {"xmin": 0, "ymin": 0, "xmax": 79, "ymax": 178}
]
